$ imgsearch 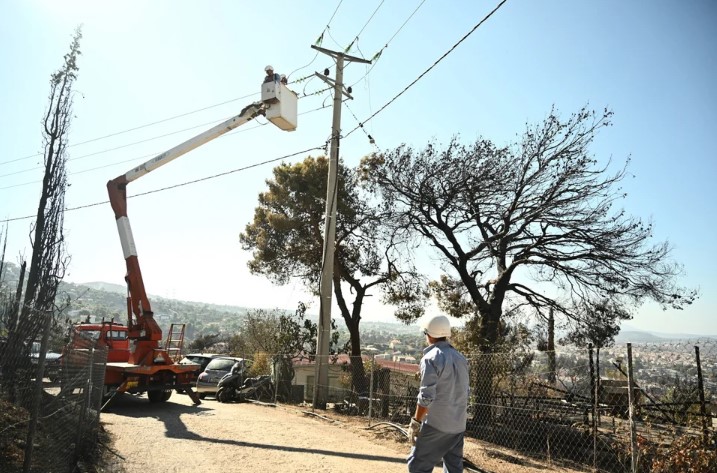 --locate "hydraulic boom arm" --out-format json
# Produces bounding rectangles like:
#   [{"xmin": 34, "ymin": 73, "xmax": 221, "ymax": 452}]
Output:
[{"xmin": 107, "ymin": 101, "xmax": 265, "ymax": 345}]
